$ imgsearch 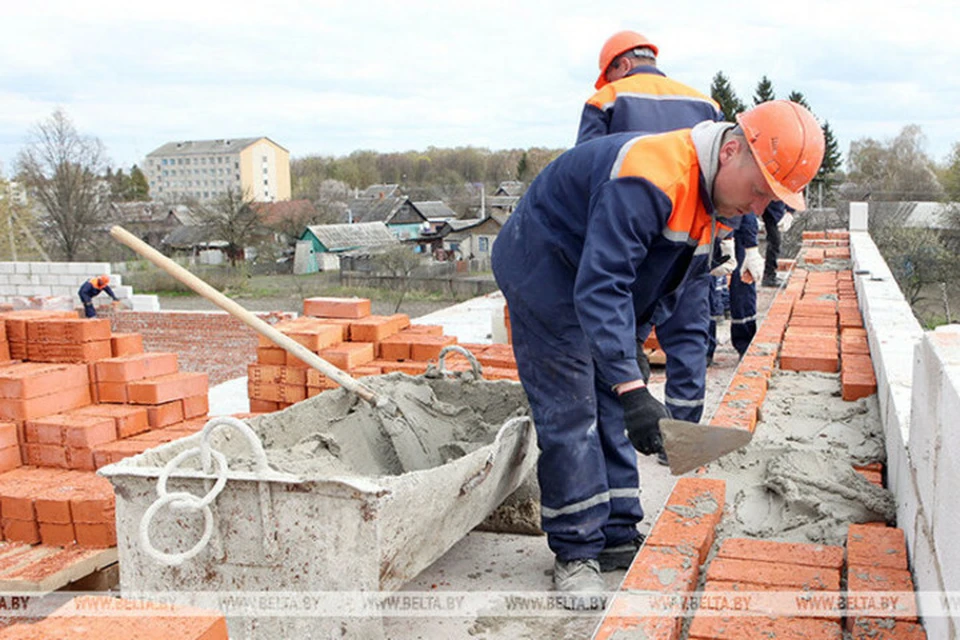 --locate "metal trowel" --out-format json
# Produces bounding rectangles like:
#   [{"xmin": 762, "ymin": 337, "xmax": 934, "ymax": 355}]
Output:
[{"xmin": 659, "ymin": 418, "xmax": 753, "ymax": 475}]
